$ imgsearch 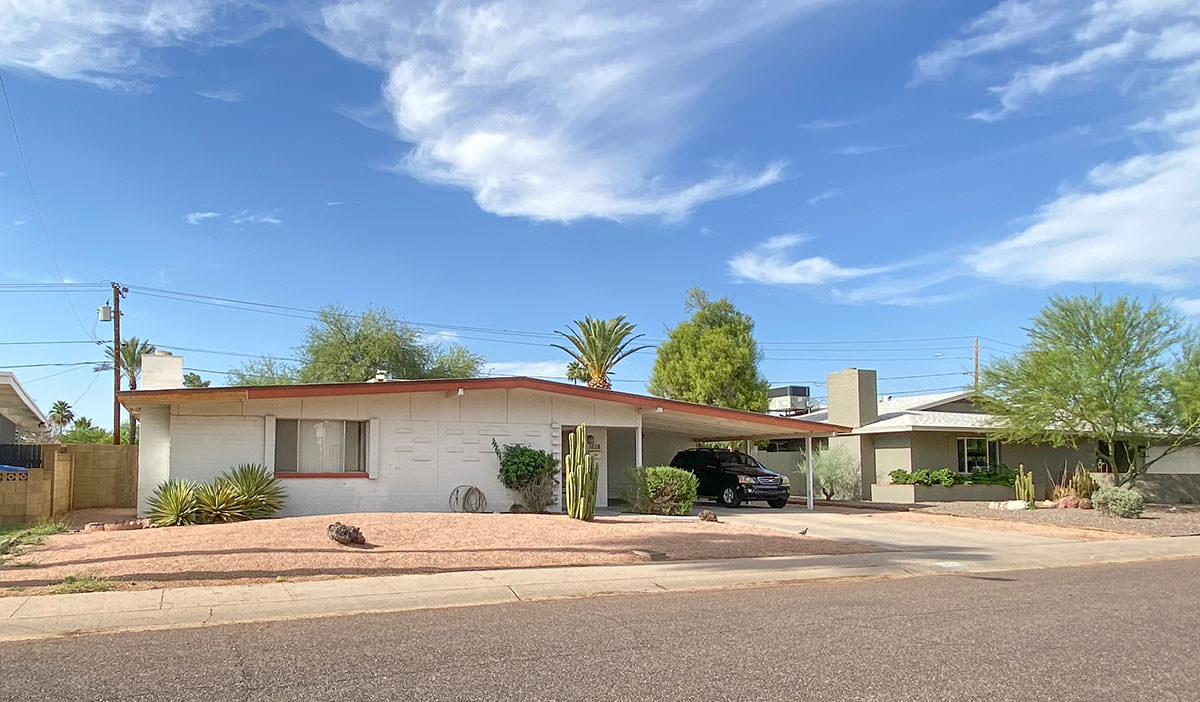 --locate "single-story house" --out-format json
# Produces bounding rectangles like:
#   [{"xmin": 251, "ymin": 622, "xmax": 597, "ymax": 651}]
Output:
[
  {"xmin": 0, "ymin": 372, "xmax": 47, "ymax": 444},
  {"xmin": 794, "ymin": 368, "xmax": 1200, "ymax": 502},
  {"xmin": 121, "ymin": 353, "xmax": 845, "ymax": 517}
]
